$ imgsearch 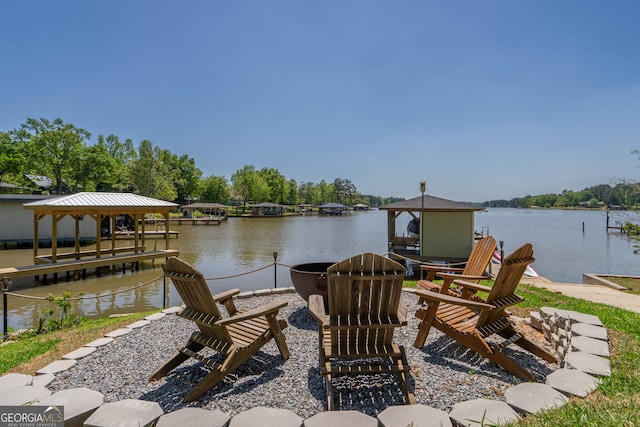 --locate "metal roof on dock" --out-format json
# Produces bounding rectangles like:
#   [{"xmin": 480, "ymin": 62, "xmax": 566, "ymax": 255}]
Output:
[
  {"xmin": 23, "ymin": 192, "xmax": 177, "ymax": 211},
  {"xmin": 379, "ymin": 195, "xmax": 482, "ymax": 212}
]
